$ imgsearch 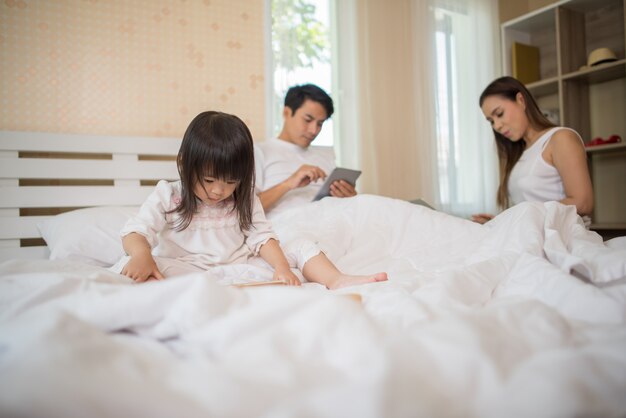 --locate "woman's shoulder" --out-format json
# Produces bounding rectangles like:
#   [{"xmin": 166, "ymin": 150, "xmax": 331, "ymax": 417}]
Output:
[
  {"xmin": 548, "ymin": 128, "xmax": 586, "ymax": 158},
  {"xmin": 550, "ymin": 127, "xmax": 584, "ymax": 144}
]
